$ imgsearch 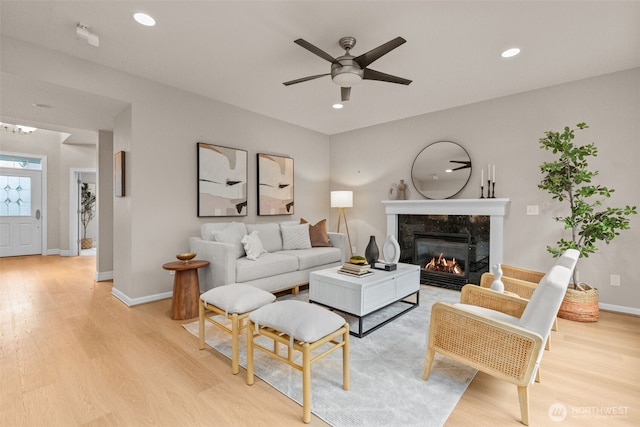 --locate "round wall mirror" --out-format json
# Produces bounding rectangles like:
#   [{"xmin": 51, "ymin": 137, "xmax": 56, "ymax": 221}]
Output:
[{"xmin": 411, "ymin": 141, "xmax": 472, "ymax": 199}]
